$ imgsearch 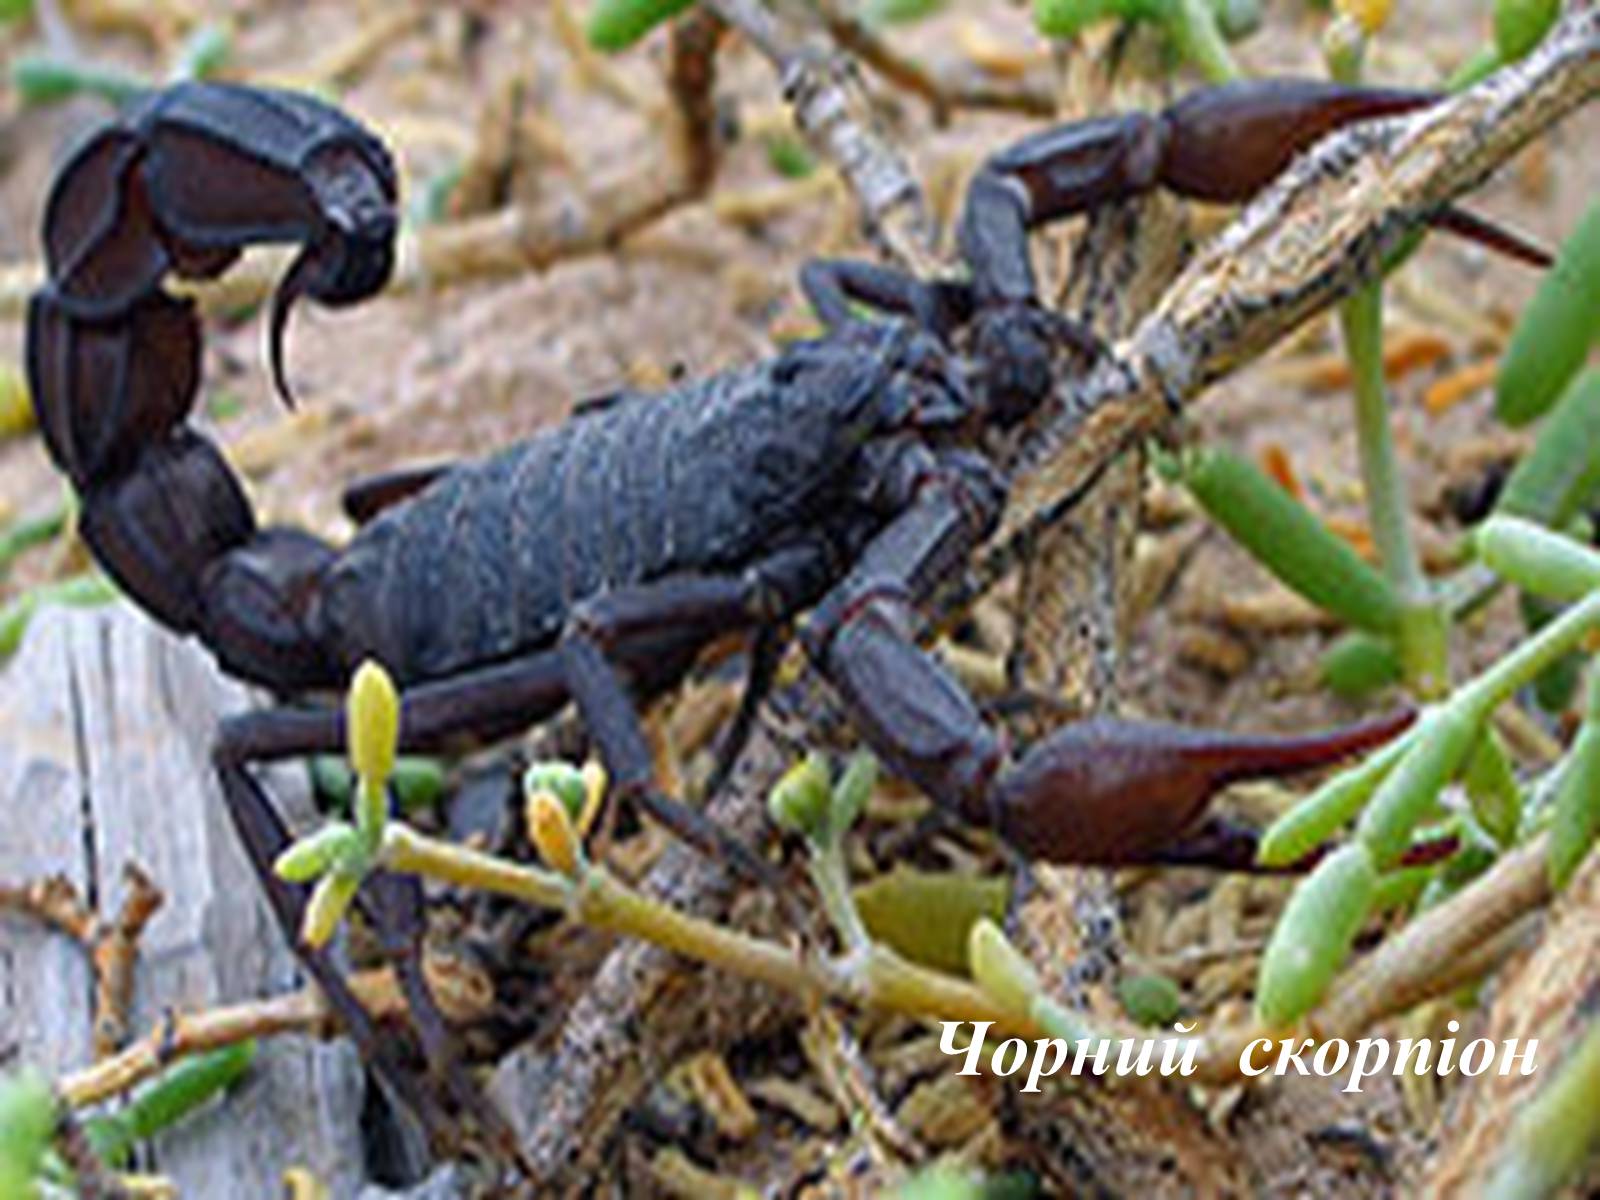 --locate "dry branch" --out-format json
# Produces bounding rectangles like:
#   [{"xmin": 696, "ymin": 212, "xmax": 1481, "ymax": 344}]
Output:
[
  {"xmin": 1419, "ymin": 844, "xmax": 1600, "ymax": 1195},
  {"xmin": 956, "ymin": 5, "xmax": 1600, "ymax": 614},
  {"xmin": 704, "ymin": 0, "xmax": 938, "ymax": 273},
  {"xmin": 59, "ymin": 956, "xmax": 493, "ymax": 1109},
  {"xmin": 0, "ymin": 866, "xmax": 165, "ymax": 1061}
]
